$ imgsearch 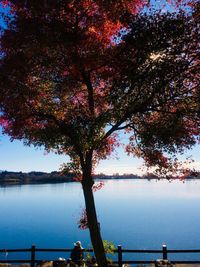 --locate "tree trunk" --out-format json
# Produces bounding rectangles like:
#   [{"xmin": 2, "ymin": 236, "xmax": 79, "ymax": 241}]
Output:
[{"xmin": 82, "ymin": 170, "xmax": 108, "ymax": 267}]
